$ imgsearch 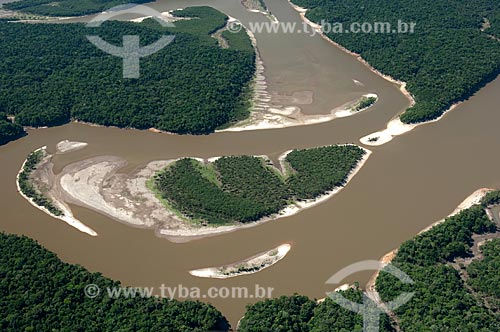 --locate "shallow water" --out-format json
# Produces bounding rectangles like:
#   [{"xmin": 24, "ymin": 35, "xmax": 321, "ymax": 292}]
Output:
[{"xmin": 1, "ymin": 0, "xmax": 500, "ymax": 327}]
